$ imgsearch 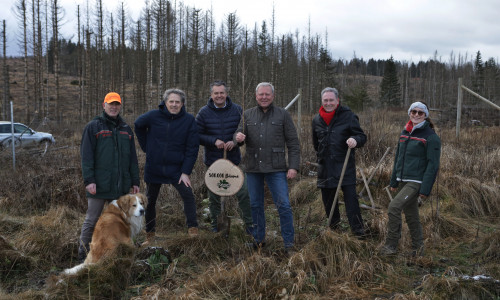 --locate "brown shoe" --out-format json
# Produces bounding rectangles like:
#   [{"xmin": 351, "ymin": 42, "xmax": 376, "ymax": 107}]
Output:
[
  {"xmin": 188, "ymin": 227, "xmax": 199, "ymax": 237},
  {"xmin": 141, "ymin": 232, "xmax": 155, "ymax": 247},
  {"xmin": 379, "ymin": 245, "xmax": 397, "ymax": 256}
]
